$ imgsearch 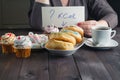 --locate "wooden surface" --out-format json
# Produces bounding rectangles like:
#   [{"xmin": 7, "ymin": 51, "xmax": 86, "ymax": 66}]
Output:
[{"xmin": 0, "ymin": 27, "xmax": 120, "ymax": 80}]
